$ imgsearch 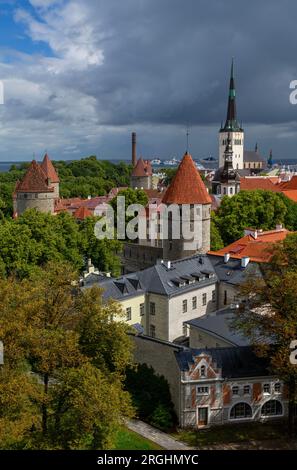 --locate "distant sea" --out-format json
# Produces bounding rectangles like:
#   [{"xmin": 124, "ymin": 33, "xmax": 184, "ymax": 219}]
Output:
[{"xmin": 1, "ymin": 159, "xmax": 297, "ymax": 173}]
